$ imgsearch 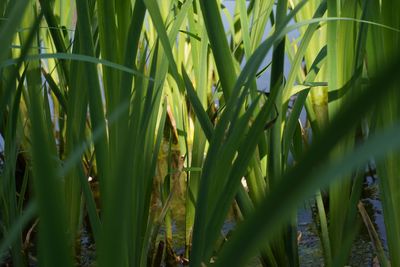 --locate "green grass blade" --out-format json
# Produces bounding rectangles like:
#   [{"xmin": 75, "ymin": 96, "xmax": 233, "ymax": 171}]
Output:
[
  {"xmin": 199, "ymin": 0, "xmax": 237, "ymax": 99},
  {"xmin": 367, "ymin": 1, "xmax": 400, "ymax": 265},
  {"xmin": 0, "ymin": 0, "xmax": 29, "ymax": 63},
  {"xmin": 182, "ymin": 67, "xmax": 214, "ymax": 141},
  {"xmin": 213, "ymin": 53, "xmax": 400, "ymax": 267},
  {"xmin": 25, "ymin": 12, "xmax": 74, "ymax": 265},
  {"xmin": 75, "ymin": 0, "xmax": 109, "ymax": 194},
  {"xmin": 0, "ymin": 53, "xmax": 150, "ymax": 79}
]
